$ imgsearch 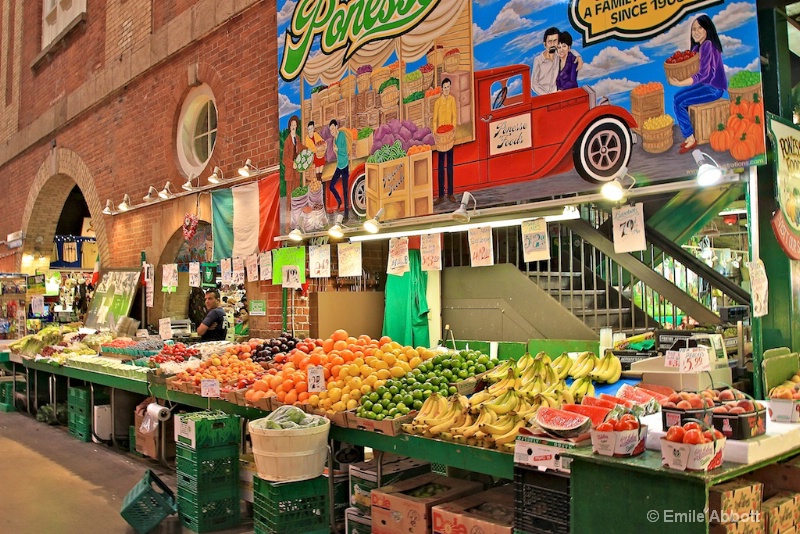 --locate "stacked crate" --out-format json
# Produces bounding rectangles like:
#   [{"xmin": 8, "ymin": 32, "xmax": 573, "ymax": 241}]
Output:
[
  {"xmin": 67, "ymin": 385, "xmax": 108, "ymax": 442},
  {"xmin": 175, "ymin": 412, "xmax": 241, "ymax": 533},
  {"xmin": 253, "ymin": 475, "xmax": 329, "ymax": 534}
]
